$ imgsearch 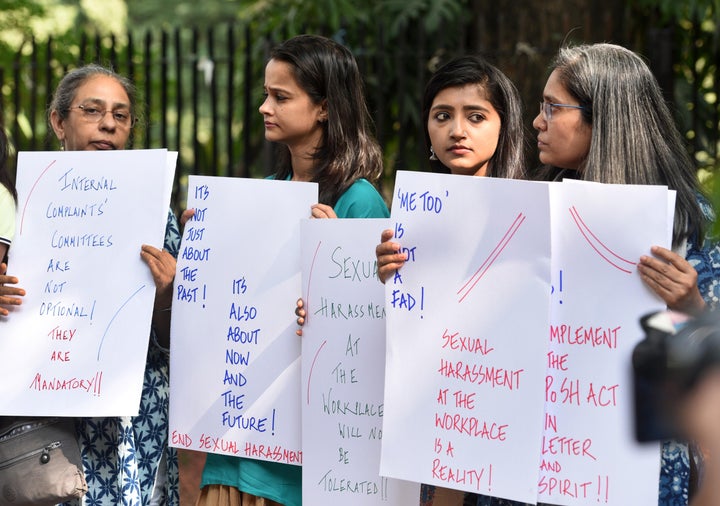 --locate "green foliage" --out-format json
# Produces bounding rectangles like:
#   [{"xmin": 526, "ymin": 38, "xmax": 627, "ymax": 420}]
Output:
[
  {"xmin": 377, "ymin": 0, "xmax": 466, "ymax": 36},
  {"xmin": 127, "ymin": 0, "xmax": 242, "ymax": 30},
  {"xmin": 633, "ymin": 0, "xmax": 720, "ymax": 23},
  {"xmin": 0, "ymin": 0, "xmax": 45, "ymax": 51},
  {"xmin": 0, "ymin": 0, "xmax": 45, "ymax": 29},
  {"xmin": 238, "ymin": 0, "xmax": 368, "ymax": 36},
  {"xmin": 21, "ymin": 0, "xmax": 716, "ymax": 215},
  {"xmin": 631, "ymin": 0, "xmax": 720, "ymax": 233}
]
